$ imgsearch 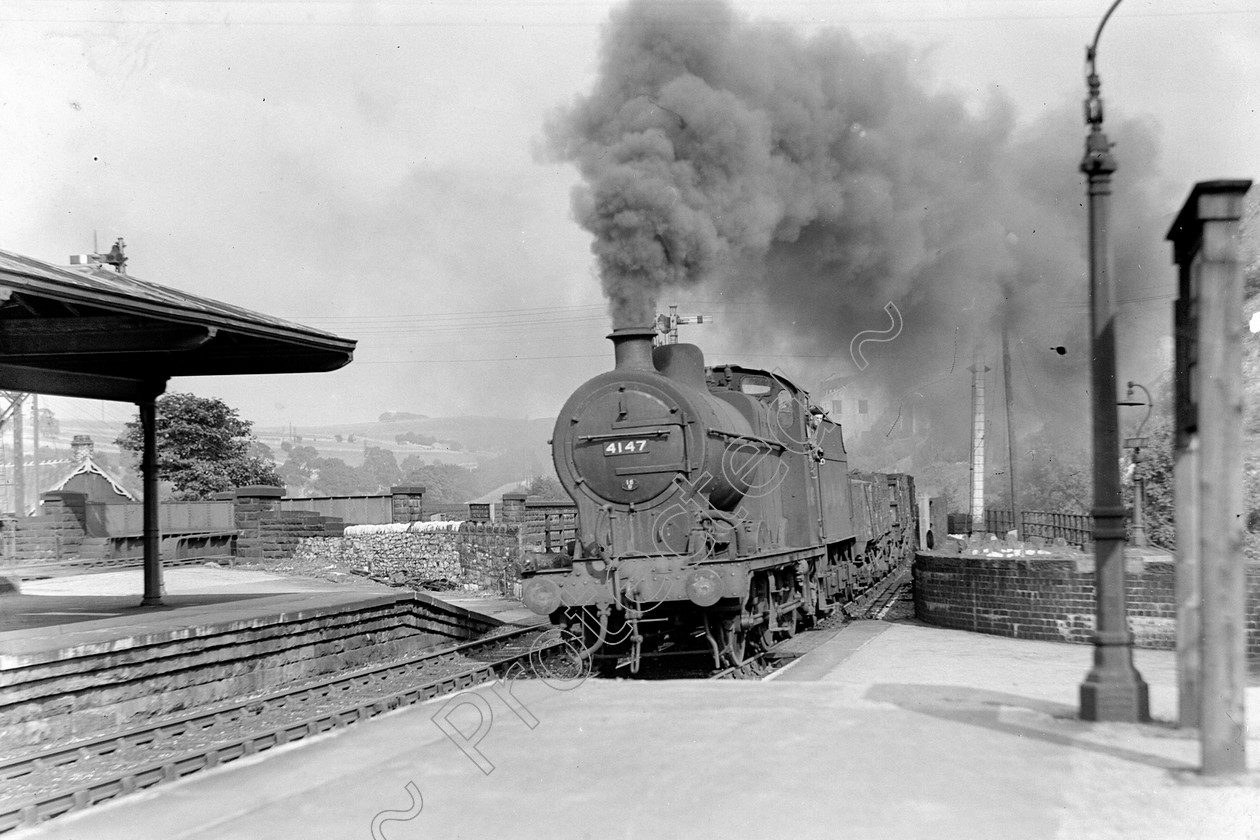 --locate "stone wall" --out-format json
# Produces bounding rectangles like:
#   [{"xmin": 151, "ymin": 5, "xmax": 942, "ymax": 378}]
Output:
[
  {"xmin": 1, "ymin": 592, "xmax": 502, "ymax": 751},
  {"xmin": 914, "ymin": 546, "xmax": 1260, "ymax": 657},
  {"xmin": 291, "ymin": 520, "xmax": 524, "ymax": 597},
  {"xmin": 458, "ymin": 523, "xmax": 523, "ymax": 595},
  {"xmin": 515, "ymin": 498, "xmax": 577, "ymax": 552},
  {"xmin": 8, "ymin": 492, "xmax": 88, "ymax": 564},
  {"xmin": 232, "ymin": 486, "xmax": 342, "ymax": 564}
]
